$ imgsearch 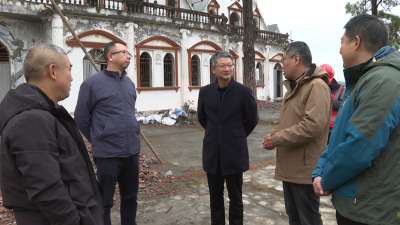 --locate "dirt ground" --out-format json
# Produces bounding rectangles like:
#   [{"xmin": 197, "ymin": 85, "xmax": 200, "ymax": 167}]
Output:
[{"xmin": 120, "ymin": 108, "xmax": 282, "ymax": 222}]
